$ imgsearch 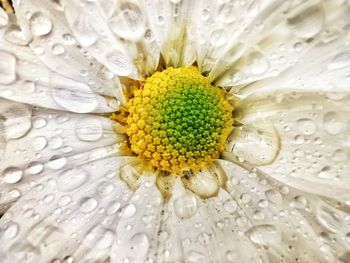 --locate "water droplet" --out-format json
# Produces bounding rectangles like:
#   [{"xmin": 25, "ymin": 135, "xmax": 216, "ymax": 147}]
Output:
[
  {"xmin": 33, "ymin": 117, "xmax": 47, "ymax": 129},
  {"xmin": 174, "ymin": 194, "xmax": 198, "ymax": 219},
  {"xmin": 106, "ymin": 201, "xmax": 121, "ymax": 215},
  {"xmin": 79, "ymin": 197, "xmax": 98, "ymax": 213},
  {"xmin": 120, "ymin": 203, "xmax": 136, "ymax": 218},
  {"xmin": 265, "ymin": 189, "xmax": 283, "ymax": 205},
  {"xmin": 43, "ymin": 194, "xmax": 54, "ymax": 204},
  {"xmin": 3, "ymin": 222, "xmax": 19, "ymax": 239},
  {"xmin": 97, "ymin": 182, "xmax": 114, "ymax": 197},
  {"xmin": 62, "ymin": 33, "xmax": 76, "ymax": 45},
  {"xmin": 249, "ymin": 52, "xmax": 270, "ymax": 75},
  {"xmin": 27, "ymin": 162, "xmax": 43, "ymax": 175},
  {"xmin": 129, "ymin": 233, "xmax": 149, "ymax": 257},
  {"xmin": 2, "ymin": 167, "xmax": 23, "ymax": 184},
  {"xmin": 331, "ymin": 149, "xmax": 348, "ymax": 162},
  {"xmin": 57, "ymin": 168, "xmax": 89, "ymax": 192},
  {"xmin": 48, "ymin": 155, "xmax": 66, "ymax": 170},
  {"xmin": 1, "ymin": 102, "xmax": 32, "ymax": 139},
  {"xmin": 105, "ymin": 50, "xmax": 132, "ymax": 76},
  {"xmin": 292, "ymin": 195, "xmax": 308, "ymax": 209},
  {"xmin": 246, "ymin": 224, "xmax": 282, "ymax": 245},
  {"xmin": 328, "ymin": 51, "xmax": 350, "ymax": 70},
  {"xmin": 287, "ymin": 5, "xmax": 324, "ymax": 38},
  {"xmin": 52, "ymin": 84, "xmax": 98, "ymax": 113},
  {"xmin": 317, "ymin": 166, "xmax": 335, "ymax": 179},
  {"xmin": 32, "ymin": 136, "xmax": 47, "ymax": 151},
  {"xmin": 297, "ymin": 118, "xmax": 316, "ymax": 135},
  {"xmin": 52, "ymin": 44, "xmax": 65, "ymax": 55},
  {"xmin": 29, "ymin": 12, "xmax": 53, "ymax": 36},
  {"xmin": 49, "ymin": 136, "xmax": 63, "ymax": 149},
  {"xmin": 323, "ymin": 111, "xmax": 345, "ymax": 135},
  {"xmin": 75, "ymin": 117, "xmax": 103, "ymax": 141},
  {"xmin": 0, "ymin": 51, "xmax": 16, "ymax": 84},
  {"xmin": 223, "ymin": 199, "xmax": 237, "ymax": 214},
  {"xmin": 72, "ymin": 13, "xmax": 97, "ymax": 47},
  {"xmin": 110, "ymin": 2, "xmax": 145, "ymax": 41}
]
